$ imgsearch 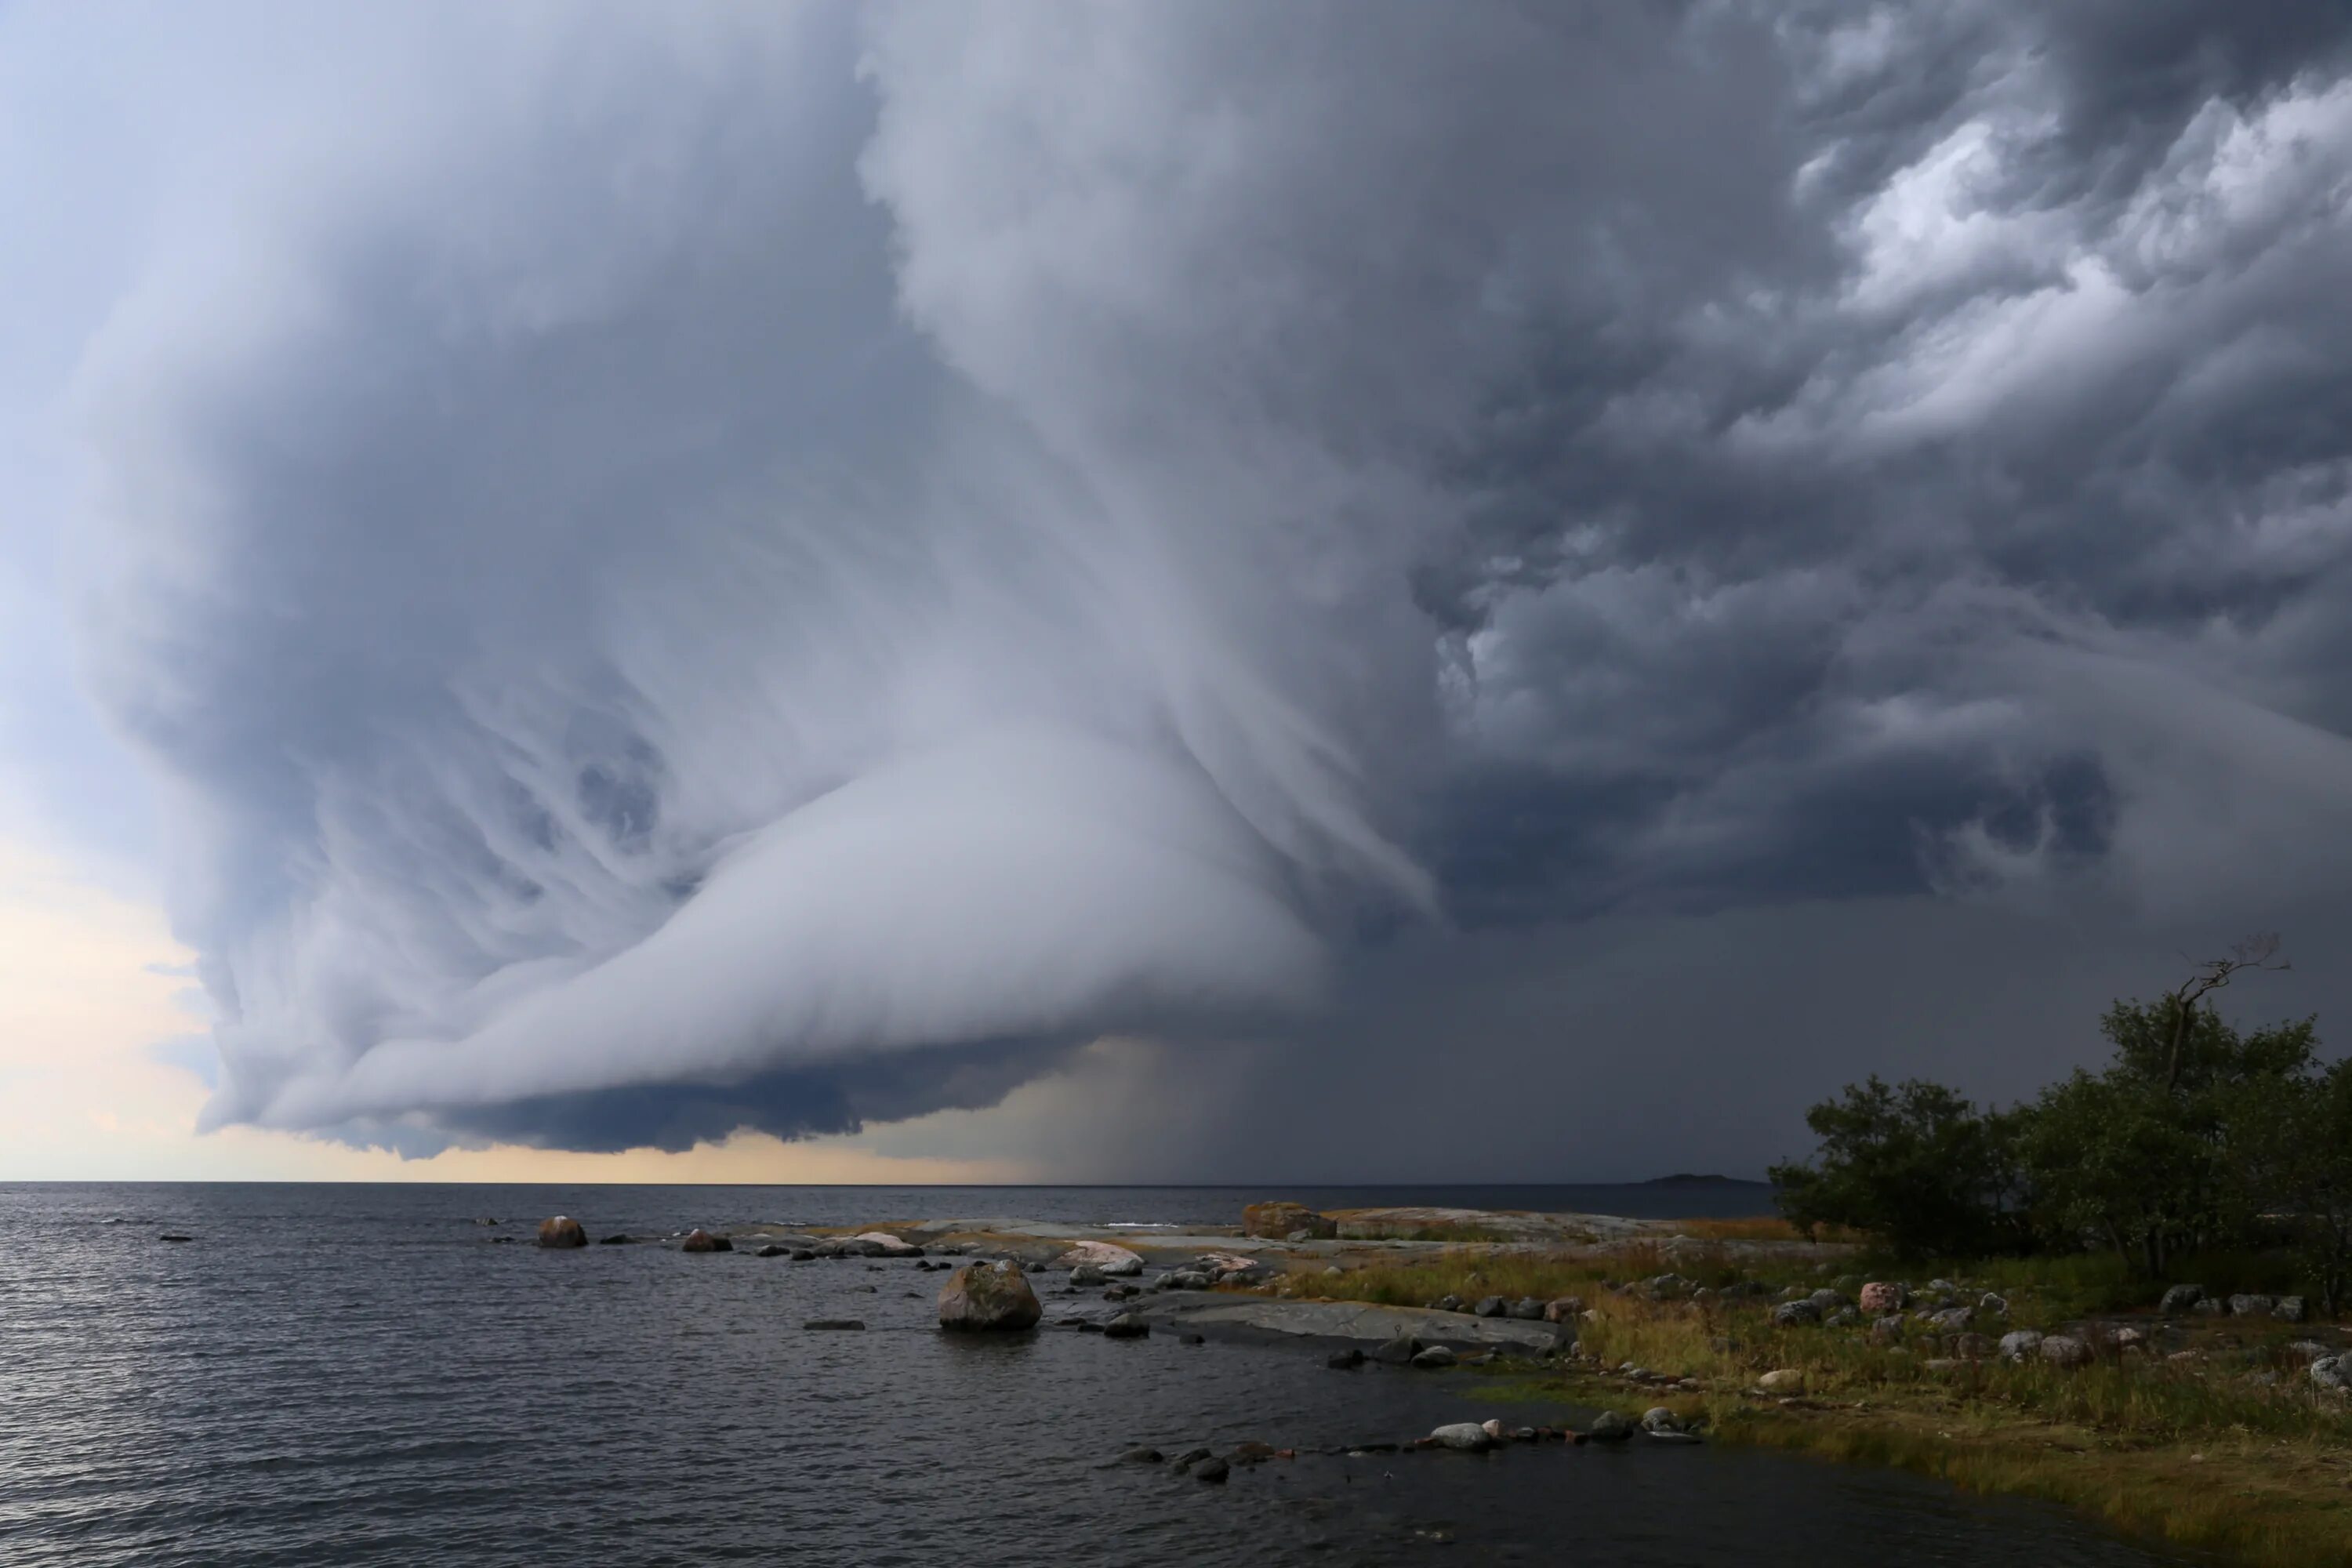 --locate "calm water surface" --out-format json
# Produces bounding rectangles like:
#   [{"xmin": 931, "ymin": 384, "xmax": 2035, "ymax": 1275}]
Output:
[{"xmin": 0, "ymin": 1184, "xmax": 2188, "ymax": 1566}]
